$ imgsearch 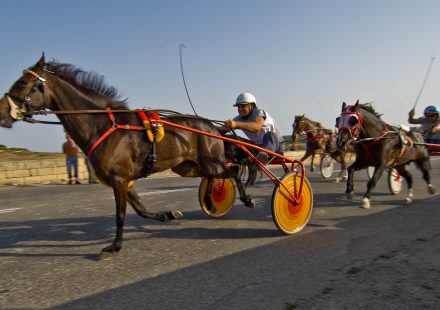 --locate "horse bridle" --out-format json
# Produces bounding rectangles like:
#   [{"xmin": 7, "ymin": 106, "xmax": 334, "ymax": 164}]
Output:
[
  {"xmin": 4, "ymin": 69, "xmax": 46, "ymax": 120},
  {"xmin": 337, "ymin": 107, "xmax": 363, "ymax": 144}
]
